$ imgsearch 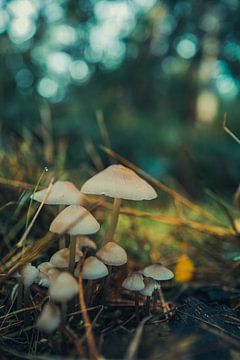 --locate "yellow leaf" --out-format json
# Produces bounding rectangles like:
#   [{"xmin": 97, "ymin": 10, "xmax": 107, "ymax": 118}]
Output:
[{"xmin": 175, "ymin": 254, "xmax": 194, "ymax": 283}]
